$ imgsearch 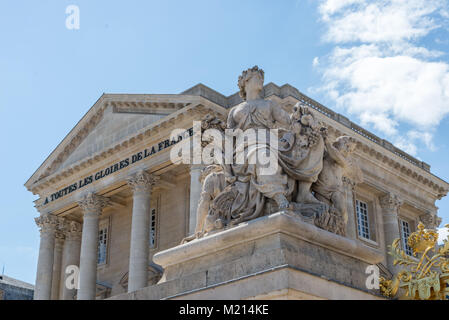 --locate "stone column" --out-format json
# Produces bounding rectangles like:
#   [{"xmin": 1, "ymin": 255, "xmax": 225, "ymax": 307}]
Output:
[
  {"xmin": 189, "ymin": 164, "xmax": 204, "ymax": 236},
  {"xmin": 61, "ymin": 220, "xmax": 82, "ymax": 300},
  {"xmin": 127, "ymin": 171, "xmax": 159, "ymax": 293},
  {"xmin": 343, "ymin": 177, "xmax": 357, "ymax": 239},
  {"xmin": 77, "ymin": 193, "xmax": 110, "ymax": 300},
  {"xmin": 51, "ymin": 228, "xmax": 65, "ymax": 300},
  {"xmin": 379, "ymin": 193, "xmax": 402, "ymax": 273},
  {"xmin": 34, "ymin": 214, "xmax": 58, "ymax": 300}
]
